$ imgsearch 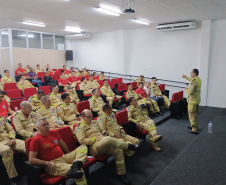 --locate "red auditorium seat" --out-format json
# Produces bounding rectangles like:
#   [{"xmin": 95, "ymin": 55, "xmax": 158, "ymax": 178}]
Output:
[
  {"xmin": 76, "ymin": 82, "xmax": 81, "ymax": 90},
  {"xmin": 116, "ymin": 110, "xmax": 129, "ymax": 126},
  {"xmin": 6, "ymin": 89, "xmax": 22, "ymax": 99},
  {"xmin": 37, "ymin": 72, "xmax": 45, "ymax": 78},
  {"xmin": 111, "ymin": 78, "xmax": 117, "ymax": 85},
  {"xmin": 23, "ymin": 88, "xmax": 37, "ymax": 98},
  {"xmin": 52, "ymin": 75, "xmax": 60, "ymax": 81},
  {"xmin": 4, "ymin": 83, "xmax": 18, "ymax": 91},
  {"xmin": 118, "ymin": 83, "xmax": 126, "ymax": 92},
  {"xmin": 39, "ymin": 86, "xmax": 51, "ymax": 95},
  {"xmin": 52, "ymin": 69, "xmax": 57, "ymax": 72},
  {"xmin": 93, "ymin": 76, "xmax": 99, "ymax": 80},
  {"xmin": 77, "ymin": 101, "xmax": 90, "ymax": 114},
  {"xmin": 159, "ymin": 84, "xmax": 165, "ymax": 91},
  {"xmin": 54, "ymin": 71, "xmax": 61, "ymax": 75},
  {"xmin": 178, "ymin": 91, "xmax": 184, "ymax": 101},
  {"xmin": 97, "ymin": 80, "xmax": 104, "ymax": 87},
  {"xmin": 58, "ymin": 68, "xmax": 64, "ymax": 72},
  {"xmin": 117, "ymin": 78, "xmax": 123, "ymax": 84},
  {"xmin": 124, "ymin": 92, "xmax": 128, "ymax": 101},
  {"xmin": 10, "ymin": 98, "xmax": 26, "ymax": 111},
  {"xmin": 131, "ymin": 81, "xmax": 137, "ymax": 89},
  {"xmin": 172, "ymin": 92, "xmax": 179, "ymax": 103}
]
